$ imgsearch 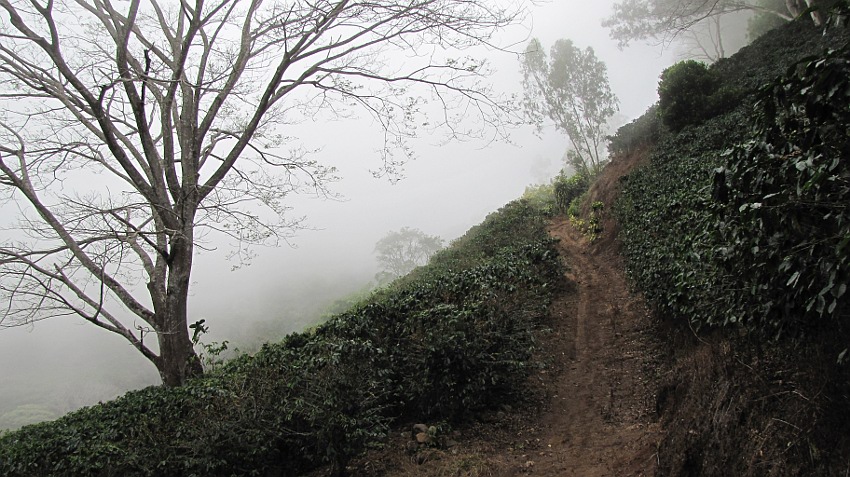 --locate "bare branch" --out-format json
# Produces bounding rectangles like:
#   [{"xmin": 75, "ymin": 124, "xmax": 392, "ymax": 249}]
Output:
[{"xmin": 0, "ymin": 0, "xmax": 527, "ymax": 386}]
